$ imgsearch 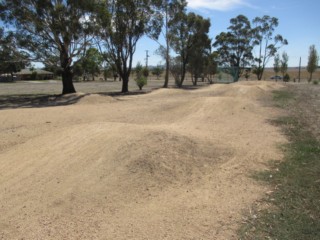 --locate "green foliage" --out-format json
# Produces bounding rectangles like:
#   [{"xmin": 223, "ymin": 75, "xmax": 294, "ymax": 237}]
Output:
[
  {"xmin": 95, "ymin": 0, "xmax": 162, "ymax": 93},
  {"xmin": 82, "ymin": 48, "xmax": 103, "ymax": 80},
  {"xmin": 0, "ymin": 0, "xmax": 96, "ymax": 94},
  {"xmin": 307, "ymin": 45, "xmax": 319, "ymax": 83},
  {"xmin": 134, "ymin": 62, "xmax": 147, "ymax": 90},
  {"xmin": 135, "ymin": 76, "xmax": 147, "ymax": 90},
  {"xmin": 204, "ymin": 52, "xmax": 218, "ymax": 84},
  {"xmin": 213, "ymin": 15, "xmax": 254, "ymax": 81},
  {"xmin": 252, "ymin": 15, "xmax": 288, "ymax": 80},
  {"xmin": 187, "ymin": 16, "xmax": 212, "ymax": 86},
  {"xmin": 313, "ymin": 79, "xmax": 319, "ymax": 85},
  {"xmin": 273, "ymin": 53, "xmax": 280, "ymax": 77},
  {"xmin": 153, "ymin": 0, "xmax": 178, "ymax": 88},
  {"xmin": 213, "ymin": 14, "xmax": 287, "ymax": 81},
  {"xmin": 142, "ymin": 67, "xmax": 149, "ymax": 78},
  {"xmin": 169, "ymin": 1, "xmax": 211, "ymax": 87},
  {"xmin": 151, "ymin": 65, "xmax": 164, "ymax": 79},
  {"xmin": 280, "ymin": 51, "xmax": 289, "ymax": 78},
  {"xmin": 283, "ymin": 73, "xmax": 290, "ymax": 82},
  {"xmin": 170, "ymin": 56, "xmax": 182, "ymax": 87},
  {"xmin": 135, "ymin": 62, "xmax": 143, "ymax": 77},
  {"xmin": 0, "ymin": 27, "xmax": 29, "ymax": 76}
]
